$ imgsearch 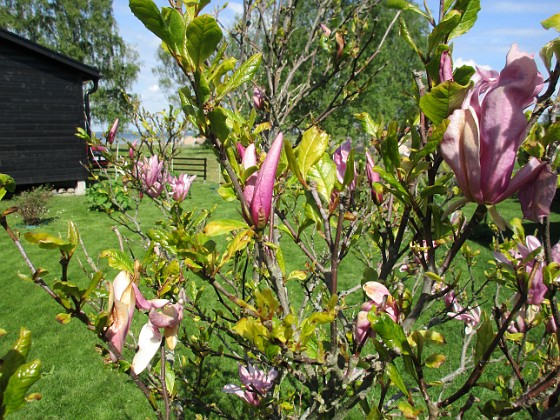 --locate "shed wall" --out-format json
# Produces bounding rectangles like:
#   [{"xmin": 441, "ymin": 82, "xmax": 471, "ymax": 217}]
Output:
[{"xmin": 0, "ymin": 41, "xmax": 89, "ymax": 185}]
